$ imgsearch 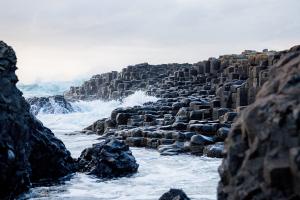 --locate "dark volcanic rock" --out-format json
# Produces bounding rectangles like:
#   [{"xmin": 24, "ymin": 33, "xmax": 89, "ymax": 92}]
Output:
[
  {"xmin": 0, "ymin": 41, "xmax": 76, "ymax": 199},
  {"xmin": 84, "ymin": 118, "xmax": 107, "ymax": 135},
  {"xmin": 77, "ymin": 45, "xmax": 297, "ymax": 159},
  {"xmin": 77, "ymin": 138, "xmax": 139, "ymax": 178},
  {"xmin": 218, "ymin": 46, "xmax": 300, "ymax": 199},
  {"xmin": 203, "ymin": 142, "xmax": 224, "ymax": 158},
  {"xmin": 159, "ymin": 189, "xmax": 190, "ymax": 200},
  {"xmin": 27, "ymin": 95, "xmax": 74, "ymax": 115}
]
